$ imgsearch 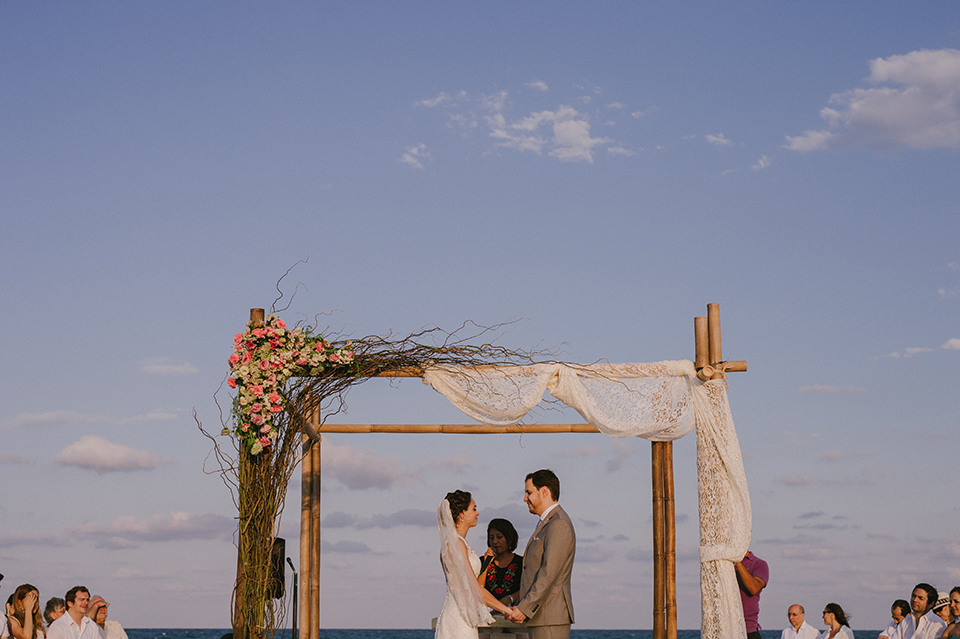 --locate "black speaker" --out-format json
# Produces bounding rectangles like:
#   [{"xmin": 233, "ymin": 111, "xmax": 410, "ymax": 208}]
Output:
[{"xmin": 268, "ymin": 537, "xmax": 285, "ymax": 599}]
